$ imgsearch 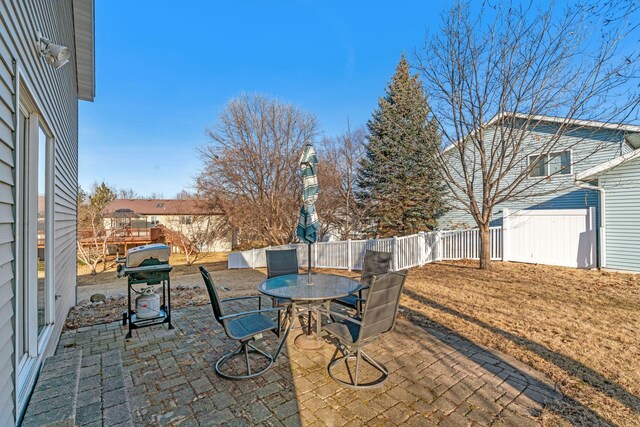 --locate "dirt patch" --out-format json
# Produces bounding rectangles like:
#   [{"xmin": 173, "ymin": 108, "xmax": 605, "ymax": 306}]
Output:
[{"xmin": 70, "ymin": 255, "xmax": 268, "ymax": 330}]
